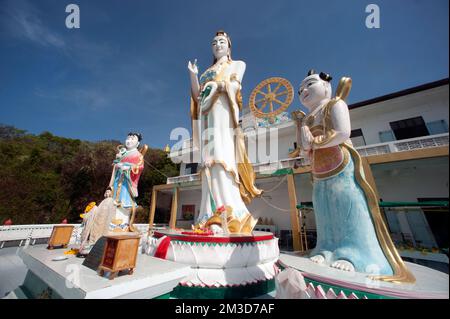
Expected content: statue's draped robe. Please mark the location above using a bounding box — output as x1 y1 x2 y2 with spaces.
79 207 96 249
86 198 115 247
192 61 262 224
306 97 415 283
81 149 145 248
112 149 144 208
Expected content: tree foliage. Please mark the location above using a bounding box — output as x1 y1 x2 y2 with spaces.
0 125 179 224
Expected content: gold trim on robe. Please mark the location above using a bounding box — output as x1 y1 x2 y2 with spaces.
344 143 415 283
191 65 262 205
309 98 415 283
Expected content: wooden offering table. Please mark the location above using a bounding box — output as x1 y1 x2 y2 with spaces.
98 234 140 280
47 225 74 249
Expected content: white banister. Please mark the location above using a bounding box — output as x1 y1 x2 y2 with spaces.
165 133 448 185
0 223 151 248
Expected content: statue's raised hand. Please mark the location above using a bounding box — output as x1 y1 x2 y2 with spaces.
188 59 198 76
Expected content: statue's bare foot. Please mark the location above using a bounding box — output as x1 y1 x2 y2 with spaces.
310 255 325 264
331 260 355 272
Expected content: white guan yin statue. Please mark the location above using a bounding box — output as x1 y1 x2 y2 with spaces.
296 70 414 283
188 30 262 234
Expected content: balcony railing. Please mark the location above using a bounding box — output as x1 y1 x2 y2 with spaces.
166 173 200 185
356 133 448 156
0 223 152 248
166 133 449 185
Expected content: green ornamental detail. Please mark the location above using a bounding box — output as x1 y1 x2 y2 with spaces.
277 263 395 299
171 239 272 247
171 279 275 299
303 277 395 299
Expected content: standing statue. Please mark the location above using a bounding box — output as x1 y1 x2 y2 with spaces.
296 70 414 283
188 31 262 234
105 132 147 232
77 133 147 256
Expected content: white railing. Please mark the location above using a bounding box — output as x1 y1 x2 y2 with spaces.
253 157 308 175
0 224 82 248
167 173 200 185
0 223 152 248
356 144 391 157
356 133 448 156
166 133 448 185
166 157 308 184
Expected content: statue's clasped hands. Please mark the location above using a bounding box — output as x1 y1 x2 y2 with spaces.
199 81 219 111
301 125 314 151
116 162 131 171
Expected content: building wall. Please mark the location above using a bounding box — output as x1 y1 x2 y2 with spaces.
350 85 449 145
371 156 449 248
246 124 297 164
175 188 201 228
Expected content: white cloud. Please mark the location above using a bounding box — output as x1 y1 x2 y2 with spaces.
1 0 113 69
34 86 109 111
2 0 65 48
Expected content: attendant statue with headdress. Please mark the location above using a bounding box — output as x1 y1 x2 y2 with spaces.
187 31 262 234
296 70 414 283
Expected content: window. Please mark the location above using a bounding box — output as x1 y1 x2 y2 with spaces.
379 130 396 143
185 163 198 175
389 116 429 140
426 120 448 135
350 129 366 147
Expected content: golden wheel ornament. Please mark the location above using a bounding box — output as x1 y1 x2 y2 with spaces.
249 77 294 122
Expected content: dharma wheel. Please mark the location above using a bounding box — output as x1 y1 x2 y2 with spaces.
249 77 294 121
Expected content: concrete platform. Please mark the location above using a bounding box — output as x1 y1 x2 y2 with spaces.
0 247 28 297
279 252 449 299
8 245 191 299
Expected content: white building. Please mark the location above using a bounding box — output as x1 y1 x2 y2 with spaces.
150 78 449 265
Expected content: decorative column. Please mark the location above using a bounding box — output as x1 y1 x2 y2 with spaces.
148 188 158 235
169 187 179 229
287 172 301 251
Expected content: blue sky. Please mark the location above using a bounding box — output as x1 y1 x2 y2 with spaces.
0 0 448 148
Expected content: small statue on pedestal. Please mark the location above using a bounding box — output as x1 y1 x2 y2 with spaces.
78 132 147 256
105 132 146 233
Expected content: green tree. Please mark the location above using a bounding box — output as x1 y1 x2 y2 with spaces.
0 125 179 225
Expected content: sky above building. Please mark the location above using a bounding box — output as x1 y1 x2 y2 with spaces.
0 0 448 148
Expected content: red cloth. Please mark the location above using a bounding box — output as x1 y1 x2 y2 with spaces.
120 150 144 197
3 219 12 225
154 235 171 259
